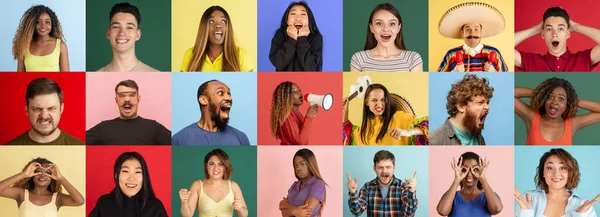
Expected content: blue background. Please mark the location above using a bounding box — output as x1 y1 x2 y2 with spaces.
257 0 343 72
171 73 257 145
429 72 515 145
514 146 600 214
0 0 86 71
343 146 429 217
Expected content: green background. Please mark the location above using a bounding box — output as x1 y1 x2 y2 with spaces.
172 146 257 217
515 73 600 145
343 0 429 71
86 0 171 71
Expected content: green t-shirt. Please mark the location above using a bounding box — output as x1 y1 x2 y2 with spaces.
6 130 84 145
450 123 479 146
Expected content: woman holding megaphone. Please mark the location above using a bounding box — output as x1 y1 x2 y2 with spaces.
342 83 428 145
270 81 319 145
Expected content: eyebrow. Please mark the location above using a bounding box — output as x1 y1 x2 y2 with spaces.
545 161 565 165
121 166 142 169
374 18 398 22
111 21 137 27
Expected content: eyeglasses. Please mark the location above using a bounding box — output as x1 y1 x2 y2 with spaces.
117 92 137 99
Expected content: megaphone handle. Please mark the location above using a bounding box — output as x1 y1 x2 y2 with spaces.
348 91 358 101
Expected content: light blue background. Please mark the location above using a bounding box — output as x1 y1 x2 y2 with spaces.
257 0 343 72
0 0 86 71
514 146 600 213
429 72 515 145
343 146 429 217
171 73 257 145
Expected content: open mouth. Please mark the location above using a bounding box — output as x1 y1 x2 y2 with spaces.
125 184 137 188
38 177 48 182
294 23 303 31
123 105 132 113
551 178 562 182
116 39 129 44
214 31 223 40
381 34 392 41
479 113 487 123
548 106 559 116
552 41 559 48
375 107 383 113
465 177 474 183
37 119 52 128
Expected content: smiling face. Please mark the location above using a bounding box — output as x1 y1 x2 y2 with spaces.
118 158 143 198
461 23 482 48
461 95 489 135
287 5 309 31
115 86 140 119
543 87 567 119
26 93 63 137
369 9 401 46
543 16 570 56
373 159 395 185
208 10 228 46
107 12 140 53
35 13 52 37
460 159 480 188
366 88 385 116
543 155 569 191
32 163 53 187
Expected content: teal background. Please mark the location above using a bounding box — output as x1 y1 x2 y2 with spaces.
514 73 600 145
343 0 429 71
86 0 171 71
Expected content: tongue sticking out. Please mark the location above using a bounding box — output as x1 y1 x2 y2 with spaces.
215 32 223 40
295 24 302 31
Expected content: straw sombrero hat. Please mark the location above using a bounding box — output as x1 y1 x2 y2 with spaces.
438 2 505 39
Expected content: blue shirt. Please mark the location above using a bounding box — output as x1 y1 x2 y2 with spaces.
447 191 499 217
516 190 596 217
172 123 250 146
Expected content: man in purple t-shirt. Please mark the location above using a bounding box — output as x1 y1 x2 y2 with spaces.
515 7 600 72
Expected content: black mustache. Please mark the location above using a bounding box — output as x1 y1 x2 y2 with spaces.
122 102 132 107
466 35 480 39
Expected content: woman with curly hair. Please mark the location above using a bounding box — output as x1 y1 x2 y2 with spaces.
13 5 69 72
270 81 319 145
342 83 428 145
0 157 84 216
515 77 600 145
180 6 253 72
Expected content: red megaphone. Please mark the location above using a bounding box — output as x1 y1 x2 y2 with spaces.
455 51 464 64
488 51 498 65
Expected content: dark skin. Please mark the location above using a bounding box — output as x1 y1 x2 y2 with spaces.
198 81 232 132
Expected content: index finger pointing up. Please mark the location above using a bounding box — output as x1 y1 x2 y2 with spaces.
413 171 417 180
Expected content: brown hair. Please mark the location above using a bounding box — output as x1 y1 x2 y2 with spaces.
363 3 406 51
203 149 233 180
270 81 295 139
535 148 580 192
530 78 578 119
293 148 328 217
186 6 241 72
446 74 494 117
12 157 62 193
13 5 64 61
373 150 395 165
114 79 139 94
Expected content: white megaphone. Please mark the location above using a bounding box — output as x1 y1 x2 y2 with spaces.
348 75 372 101
304 93 333 111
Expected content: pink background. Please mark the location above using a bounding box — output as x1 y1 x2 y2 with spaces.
85 72 171 130
257 72 342 145
428 146 514 217
257 146 343 216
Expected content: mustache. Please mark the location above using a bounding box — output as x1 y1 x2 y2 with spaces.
466 35 480 39
37 117 52 122
122 102 133 107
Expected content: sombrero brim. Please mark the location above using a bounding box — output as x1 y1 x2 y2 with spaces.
439 2 505 39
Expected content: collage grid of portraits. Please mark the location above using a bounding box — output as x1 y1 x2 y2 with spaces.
3 0 600 217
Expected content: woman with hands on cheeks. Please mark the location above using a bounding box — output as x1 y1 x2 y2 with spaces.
436 152 503 217
514 148 599 217
179 149 248 217
0 157 84 217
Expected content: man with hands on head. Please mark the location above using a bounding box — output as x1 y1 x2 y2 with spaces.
347 150 418 217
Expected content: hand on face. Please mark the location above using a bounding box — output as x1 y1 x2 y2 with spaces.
298 25 310 37
513 187 532 210
24 162 43 178
577 194 600 213
404 171 417 193
471 157 489 180
286 26 298 40
346 172 358 194
46 164 62 181
452 157 468 181
179 188 190 202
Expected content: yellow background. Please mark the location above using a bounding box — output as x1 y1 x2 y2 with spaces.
428 0 514 71
171 0 258 72
0 146 85 217
343 73 429 126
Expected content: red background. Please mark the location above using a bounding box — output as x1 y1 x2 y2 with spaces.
515 0 600 71
257 72 342 145
85 146 172 216
0 72 86 144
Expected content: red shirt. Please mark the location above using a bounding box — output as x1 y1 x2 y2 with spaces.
518 48 599 72
279 109 313 145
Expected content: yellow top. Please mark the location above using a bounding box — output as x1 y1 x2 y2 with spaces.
24 39 61 72
19 190 58 217
198 180 234 217
352 111 420 145
180 47 253 72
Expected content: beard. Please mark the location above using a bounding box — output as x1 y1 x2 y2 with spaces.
209 102 229 130
463 109 483 136
32 117 58 136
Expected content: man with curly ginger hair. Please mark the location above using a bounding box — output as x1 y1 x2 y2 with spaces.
430 74 494 145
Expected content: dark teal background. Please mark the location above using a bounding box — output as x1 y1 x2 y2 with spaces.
515 73 600 145
86 0 171 71
343 0 429 71
172 146 257 217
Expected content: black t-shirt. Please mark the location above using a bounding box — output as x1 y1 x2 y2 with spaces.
86 116 171 145
89 191 168 217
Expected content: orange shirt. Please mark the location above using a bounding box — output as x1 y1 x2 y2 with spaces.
526 112 572 145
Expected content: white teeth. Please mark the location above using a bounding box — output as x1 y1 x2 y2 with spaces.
116 39 128 43
126 184 136 188
39 121 50 124
214 31 223 35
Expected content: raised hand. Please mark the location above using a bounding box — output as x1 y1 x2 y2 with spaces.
472 157 489 180
23 162 42 178
389 128 410 140
576 194 600 213
453 63 465 72
179 188 190 202
298 25 310 37
404 171 417 193
347 172 358 194
286 26 298 40
483 62 495 72
514 187 532 210
306 104 318 118
46 164 63 181
452 157 468 181
232 198 244 211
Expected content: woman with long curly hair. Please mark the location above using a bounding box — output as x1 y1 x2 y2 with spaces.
270 81 319 145
13 5 69 72
0 157 84 216
180 6 253 72
515 77 600 145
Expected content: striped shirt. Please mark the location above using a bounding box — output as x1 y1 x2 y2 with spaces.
437 45 508 72
350 50 423 72
348 176 418 217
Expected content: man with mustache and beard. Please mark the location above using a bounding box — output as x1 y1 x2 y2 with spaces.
347 150 418 216
86 79 171 145
172 80 250 146
430 74 494 145
437 2 509 72
515 7 600 72
7 78 83 145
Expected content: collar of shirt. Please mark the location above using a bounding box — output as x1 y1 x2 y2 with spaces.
463 43 484 57
545 48 573 71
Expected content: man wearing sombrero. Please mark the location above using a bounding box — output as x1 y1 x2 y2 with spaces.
515 7 600 72
437 2 509 72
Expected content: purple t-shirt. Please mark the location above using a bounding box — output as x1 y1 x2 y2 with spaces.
286 176 326 217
